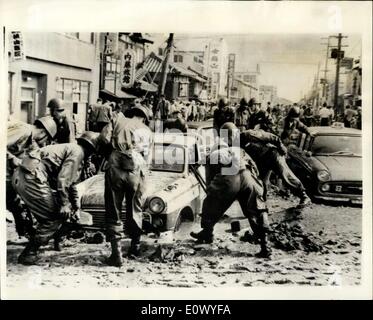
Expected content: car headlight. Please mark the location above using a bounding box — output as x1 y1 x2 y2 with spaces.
320 183 330 192
317 170 330 182
148 197 166 214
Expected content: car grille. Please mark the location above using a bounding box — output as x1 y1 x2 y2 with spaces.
84 207 127 230
328 182 362 195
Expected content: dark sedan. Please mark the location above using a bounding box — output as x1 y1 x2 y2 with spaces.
286 124 362 205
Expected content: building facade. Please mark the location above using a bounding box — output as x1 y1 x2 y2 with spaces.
8 32 100 132
259 85 278 107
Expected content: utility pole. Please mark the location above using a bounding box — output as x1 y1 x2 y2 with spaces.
315 62 320 107
330 33 348 117
158 33 174 97
320 36 331 104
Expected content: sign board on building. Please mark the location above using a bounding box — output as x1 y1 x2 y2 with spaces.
341 57 353 69
104 33 119 56
10 31 25 61
228 53 235 77
121 50 136 88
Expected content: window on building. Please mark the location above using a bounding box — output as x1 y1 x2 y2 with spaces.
174 55 183 63
56 78 90 103
158 48 164 56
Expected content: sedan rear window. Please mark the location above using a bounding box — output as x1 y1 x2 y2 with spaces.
311 135 362 156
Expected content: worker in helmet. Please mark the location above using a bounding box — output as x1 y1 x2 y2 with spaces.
239 126 311 208
7 116 57 238
190 122 271 258
213 98 235 134
98 105 153 267
47 98 76 143
12 131 99 265
281 105 313 145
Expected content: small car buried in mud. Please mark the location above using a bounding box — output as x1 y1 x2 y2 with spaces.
76 133 206 235
286 123 362 205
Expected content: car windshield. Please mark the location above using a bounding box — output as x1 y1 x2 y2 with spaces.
150 143 185 173
311 135 362 156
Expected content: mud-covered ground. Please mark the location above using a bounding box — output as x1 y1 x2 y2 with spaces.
6 193 361 288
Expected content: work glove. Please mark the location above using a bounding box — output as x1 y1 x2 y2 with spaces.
59 205 72 221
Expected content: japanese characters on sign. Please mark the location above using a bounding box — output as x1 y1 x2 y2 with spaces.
121 49 136 88
228 53 236 77
10 31 25 61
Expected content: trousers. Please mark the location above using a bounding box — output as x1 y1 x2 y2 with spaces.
104 152 147 242
12 167 63 245
201 169 269 236
255 149 306 197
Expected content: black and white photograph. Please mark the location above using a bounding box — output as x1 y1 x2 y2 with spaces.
0 0 371 300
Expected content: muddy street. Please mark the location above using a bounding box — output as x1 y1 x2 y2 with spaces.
6 193 361 288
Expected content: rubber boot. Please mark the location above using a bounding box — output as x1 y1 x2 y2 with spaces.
190 228 214 244
255 233 272 259
297 191 311 208
127 237 141 259
18 240 40 265
105 240 123 267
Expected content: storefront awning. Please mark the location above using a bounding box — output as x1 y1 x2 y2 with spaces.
136 52 207 83
137 80 158 92
100 89 136 100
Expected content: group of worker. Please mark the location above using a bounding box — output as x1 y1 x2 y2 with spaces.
7 94 314 266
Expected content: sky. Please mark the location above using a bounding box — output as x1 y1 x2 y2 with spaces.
170 33 362 102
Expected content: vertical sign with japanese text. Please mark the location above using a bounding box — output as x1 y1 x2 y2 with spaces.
10 31 25 61
121 49 136 88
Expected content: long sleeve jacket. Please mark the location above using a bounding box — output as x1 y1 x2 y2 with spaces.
240 129 286 161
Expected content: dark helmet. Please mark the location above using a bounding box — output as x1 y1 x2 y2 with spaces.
124 105 150 124
288 106 300 118
239 98 248 108
248 97 257 107
218 98 228 109
47 98 64 111
77 131 100 153
34 116 57 139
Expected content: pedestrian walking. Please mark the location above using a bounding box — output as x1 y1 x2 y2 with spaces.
318 103 333 126
12 132 99 265
96 101 113 132
98 106 153 267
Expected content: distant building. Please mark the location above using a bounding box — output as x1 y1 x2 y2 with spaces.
234 65 261 101
99 32 155 101
8 32 100 132
259 85 278 107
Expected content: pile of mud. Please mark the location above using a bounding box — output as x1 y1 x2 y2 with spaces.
241 221 325 253
268 222 325 253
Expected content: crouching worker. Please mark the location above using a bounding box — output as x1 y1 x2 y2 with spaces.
190 122 272 258
7 116 57 238
12 131 99 265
